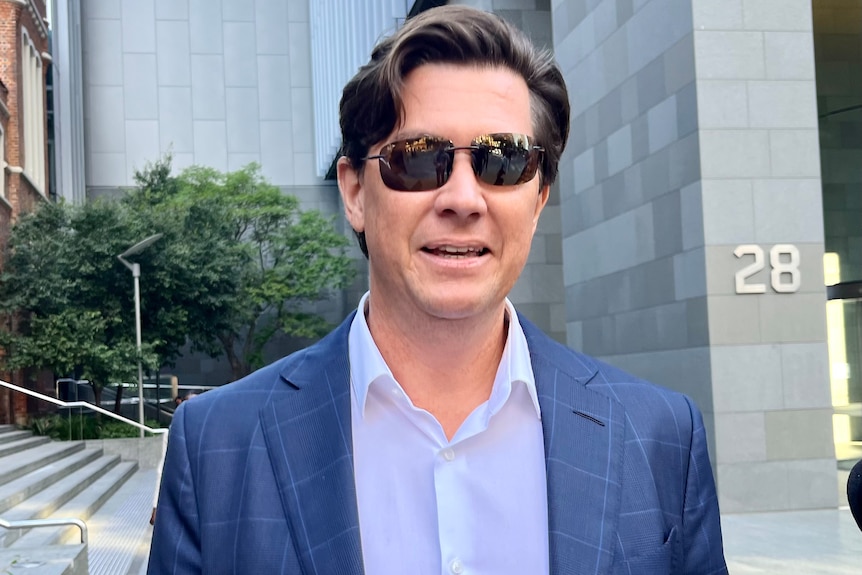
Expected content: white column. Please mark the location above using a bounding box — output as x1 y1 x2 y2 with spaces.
309 0 416 178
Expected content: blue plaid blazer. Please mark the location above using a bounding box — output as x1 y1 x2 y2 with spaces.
148 313 727 574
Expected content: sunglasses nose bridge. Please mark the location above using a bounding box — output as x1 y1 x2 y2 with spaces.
446 145 481 178
433 149 488 214
448 145 479 158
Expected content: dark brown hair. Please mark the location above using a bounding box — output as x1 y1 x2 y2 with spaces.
339 5 571 255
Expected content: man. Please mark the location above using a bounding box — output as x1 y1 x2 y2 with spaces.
149 6 727 574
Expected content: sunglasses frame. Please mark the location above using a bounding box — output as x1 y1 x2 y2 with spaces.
362 133 544 192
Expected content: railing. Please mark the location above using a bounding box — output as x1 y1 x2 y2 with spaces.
0 517 88 545
0 378 167 436
0 378 163 549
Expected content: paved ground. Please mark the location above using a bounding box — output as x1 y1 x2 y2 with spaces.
111 469 862 574
724 508 861 574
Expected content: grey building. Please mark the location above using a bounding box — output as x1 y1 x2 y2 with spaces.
50 0 861 513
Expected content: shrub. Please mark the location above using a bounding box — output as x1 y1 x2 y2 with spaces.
27 413 161 440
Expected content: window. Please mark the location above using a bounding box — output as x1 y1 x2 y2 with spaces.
21 31 45 193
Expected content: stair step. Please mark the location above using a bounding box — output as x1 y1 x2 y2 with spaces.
84 469 156 575
10 461 138 549
0 543 88 575
0 455 121 547
0 448 103 515
0 436 51 459
0 425 18 433
0 429 33 445
0 442 85 486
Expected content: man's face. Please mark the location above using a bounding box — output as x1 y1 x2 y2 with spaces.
338 63 548 325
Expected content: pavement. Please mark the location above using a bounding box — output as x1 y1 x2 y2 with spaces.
107 469 862 574
723 507 861 574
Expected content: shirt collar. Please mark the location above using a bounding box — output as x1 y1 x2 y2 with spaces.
348 292 391 416
347 292 541 420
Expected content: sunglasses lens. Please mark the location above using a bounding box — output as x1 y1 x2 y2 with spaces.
473 133 540 186
378 137 451 191
371 133 541 191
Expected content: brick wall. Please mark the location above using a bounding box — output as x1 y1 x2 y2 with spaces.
1 77 10 244
0 0 51 425
0 5 13 425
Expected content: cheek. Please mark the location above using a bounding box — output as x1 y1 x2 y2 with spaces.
365 197 413 253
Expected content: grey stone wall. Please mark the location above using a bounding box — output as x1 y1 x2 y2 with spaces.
87 436 165 469
554 0 710 412
553 0 836 512
693 0 835 513
81 0 319 188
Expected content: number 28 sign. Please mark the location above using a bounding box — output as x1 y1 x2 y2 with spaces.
734 244 800 294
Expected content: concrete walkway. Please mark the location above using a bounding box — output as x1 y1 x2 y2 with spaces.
723 508 861 574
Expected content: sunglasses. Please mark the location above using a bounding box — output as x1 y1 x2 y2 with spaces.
362 133 544 192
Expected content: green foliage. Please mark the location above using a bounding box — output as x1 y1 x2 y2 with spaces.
0 155 354 386
2 309 152 387
0 199 161 400
100 418 162 439
26 414 162 440
126 158 355 378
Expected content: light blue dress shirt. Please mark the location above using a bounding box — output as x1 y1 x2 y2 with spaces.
349 292 550 575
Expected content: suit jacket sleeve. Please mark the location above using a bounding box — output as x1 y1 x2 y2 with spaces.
680 396 727 574
148 405 203 574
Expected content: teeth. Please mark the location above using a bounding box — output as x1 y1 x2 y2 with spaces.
431 245 485 257
439 246 475 254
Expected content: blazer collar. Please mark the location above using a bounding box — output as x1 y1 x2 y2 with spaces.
261 313 625 575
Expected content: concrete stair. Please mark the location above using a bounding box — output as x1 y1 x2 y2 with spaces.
0 424 141 575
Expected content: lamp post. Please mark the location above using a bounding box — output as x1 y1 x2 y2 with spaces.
117 233 163 438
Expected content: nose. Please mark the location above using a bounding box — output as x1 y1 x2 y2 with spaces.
433 149 487 220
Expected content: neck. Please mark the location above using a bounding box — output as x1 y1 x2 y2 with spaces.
365 296 509 439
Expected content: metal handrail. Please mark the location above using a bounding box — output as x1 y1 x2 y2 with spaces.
0 379 167 436
0 516 88 545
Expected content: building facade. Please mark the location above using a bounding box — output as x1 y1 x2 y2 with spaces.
0 0 52 424
51 0 860 513
552 0 840 514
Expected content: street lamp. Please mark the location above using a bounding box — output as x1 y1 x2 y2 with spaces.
117 233 163 438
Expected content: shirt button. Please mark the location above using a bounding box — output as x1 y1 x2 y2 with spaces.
450 559 464 574
442 448 455 462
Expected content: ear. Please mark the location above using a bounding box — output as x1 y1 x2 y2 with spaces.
337 157 365 233
533 183 550 228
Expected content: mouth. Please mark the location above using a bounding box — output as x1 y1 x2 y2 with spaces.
422 245 490 259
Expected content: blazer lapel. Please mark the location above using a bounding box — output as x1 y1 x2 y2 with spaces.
259 315 364 575
524 320 625 575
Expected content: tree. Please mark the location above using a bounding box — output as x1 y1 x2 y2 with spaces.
157 162 355 379
0 200 160 407
0 157 354 402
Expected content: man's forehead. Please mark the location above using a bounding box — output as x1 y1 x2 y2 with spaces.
387 63 534 136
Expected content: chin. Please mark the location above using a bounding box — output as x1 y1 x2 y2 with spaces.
419 291 500 321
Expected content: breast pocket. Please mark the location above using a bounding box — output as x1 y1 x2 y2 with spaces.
612 525 679 575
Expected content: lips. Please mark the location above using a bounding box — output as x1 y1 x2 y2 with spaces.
423 244 489 258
